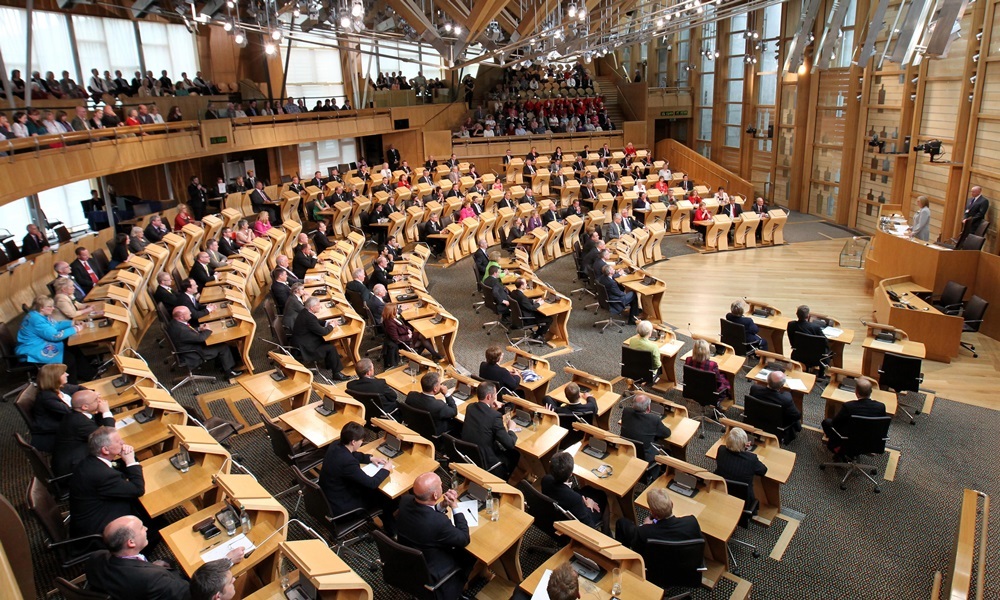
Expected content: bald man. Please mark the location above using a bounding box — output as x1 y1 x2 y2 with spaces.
53 260 87 301
396 472 474 599
52 389 114 477
191 251 215 292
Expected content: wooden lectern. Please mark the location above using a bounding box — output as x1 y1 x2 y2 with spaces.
139 424 231 518
733 212 759 248
704 215 733 251
762 209 788 245
246 540 373 599
671 200 693 233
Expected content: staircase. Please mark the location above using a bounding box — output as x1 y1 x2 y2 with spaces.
595 76 627 128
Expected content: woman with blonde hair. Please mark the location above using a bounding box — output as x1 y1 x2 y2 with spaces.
714 426 767 509
253 211 273 237
52 278 96 322
683 338 731 400
16 296 84 379
174 203 195 229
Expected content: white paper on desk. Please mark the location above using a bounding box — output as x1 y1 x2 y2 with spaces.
453 397 466 408
449 500 480 528
305 274 323 281
822 326 843 338
200 533 256 563
754 368 772 382
530 570 553 600
362 463 382 477
786 378 808 392
115 417 135 429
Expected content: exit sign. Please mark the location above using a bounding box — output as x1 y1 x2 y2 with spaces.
210 136 228 144
659 110 690 117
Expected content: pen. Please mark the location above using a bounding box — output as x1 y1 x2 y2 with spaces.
464 509 478 522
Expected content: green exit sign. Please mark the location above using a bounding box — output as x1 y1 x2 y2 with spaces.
659 110 690 117
210 136 228 144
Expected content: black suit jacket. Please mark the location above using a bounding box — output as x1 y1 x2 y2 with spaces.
166 319 215 368
346 280 372 303
632 515 702 553
620 407 671 463
271 281 292 313
541 210 558 225
175 293 209 325
68 455 146 537
404 391 457 435
190 262 214 291
787 319 829 353
154 286 178 310
366 265 392 290
541 475 601 528
292 249 317 280
510 289 542 319
86 551 191 600
249 189 272 212
748 383 801 430
461 401 517 469
53 411 115 477
482 276 510 310
31 386 83 453
22 232 47 255
292 310 334 361
282 295 304 332
347 376 399 415
395 495 470 583
145 223 169 243
70 258 105 293
831 398 887 432
964 195 989 225
472 249 489 276
479 362 520 393
715 447 767 508
314 231 334 252
318 444 390 517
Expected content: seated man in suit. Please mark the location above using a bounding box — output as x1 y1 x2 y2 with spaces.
540 203 559 226
366 255 394 290
190 558 238 600
510 278 552 339
347 358 399 417
367 284 388 326
167 306 242 379
292 297 350 381
88 515 243 600
620 394 671 464
153 272 179 310
346 268 371 303
396 472 474 600
581 240 605 278
725 299 767 350
461 381 520 479
175 277 217 326
313 221 334 253
479 345 521 393
292 234 318 280
249 181 281 225
205 239 228 270
404 371 459 436
22 223 49 255
52 389 115 477
482 265 511 317
546 563 581 600
274 255 301 284
472 239 490 278
70 247 105 295
270 268 292 313
68 427 148 539
421 213 446 255
615 488 702 553
605 213 625 240
548 382 598 421
281 282 307 332
53 261 87 302
748 370 802 442
319 421 396 534
821 377 886 456
191 252 216 292
598 264 639 324
217 227 237 256
787 304 830 363
541 451 607 530
144 215 170 243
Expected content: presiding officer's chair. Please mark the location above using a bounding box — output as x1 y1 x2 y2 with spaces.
819 414 892 493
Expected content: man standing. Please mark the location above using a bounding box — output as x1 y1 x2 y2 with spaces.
958 185 989 247
386 144 401 171
68 427 147 538
461 382 520 479
188 176 208 220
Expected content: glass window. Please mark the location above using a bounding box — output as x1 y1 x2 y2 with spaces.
699 74 715 105
725 104 742 125
0 8 74 78
73 15 141 76
758 75 777 105
38 180 91 229
282 40 346 104
698 108 713 139
138 22 199 79
727 80 744 102
298 139 359 177
724 126 742 147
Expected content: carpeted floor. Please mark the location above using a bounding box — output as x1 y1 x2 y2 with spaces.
3 212 997 599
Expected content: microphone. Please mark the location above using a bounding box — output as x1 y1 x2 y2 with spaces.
565 360 577 370
243 518 326 559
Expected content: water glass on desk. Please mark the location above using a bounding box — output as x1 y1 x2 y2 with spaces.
611 567 622 597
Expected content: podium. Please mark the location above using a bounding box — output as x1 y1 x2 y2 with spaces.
494 206 515 243
459 175 475 194
562 214 584 253
733 212 759 248
505 158 524 184
762 209 787 245
670 200 693 233
703 215 733 251
280 191 300 224
118 386 188 454
561 179 579 205
435 222 465 265
201 214 223 246
139 424 231 518
486 189 504 211
459 217 479 255
203 303 256 374
544 219 565 261
476 210 497 247
533 168 550 196
593 176 608 195
361 418 438 498
246 540 373 599
330 201 352 238
593 192 615 214
422 200 443 222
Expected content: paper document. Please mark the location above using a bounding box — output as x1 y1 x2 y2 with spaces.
362 463 382 477
453 397 466 408
754 368 772 382
786 378 808 392
822 326 844 338
115 417 135 429
450 500 481 527
200 533 256 563
530 570 553 600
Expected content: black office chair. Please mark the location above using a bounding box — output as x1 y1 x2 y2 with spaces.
877 352 924 424
570 248 597 300
958 234 986 251
55 226 74 245
593 284 626 334
722 479 761 571
621 434 665 484
789 331 833 376
261 419 325 506
507 301 546 349
681 364 725 438
290 466 379 569
515 480 567 556
973 220 990 237
930 280 967 314
480 284 509 336
643 539 707 599
441 433 503 474
160 322 218 392
743 394 794 445
362 304 385 360
14 433 71 500
552 408 593 450
396 401 440 441
0 322 40 400
372 530 463 600
26 478 103 568
345 388 398 428
720 318 760 357
819 414 892 493
620 346 658 387
54 576 110 600
958 295 989 358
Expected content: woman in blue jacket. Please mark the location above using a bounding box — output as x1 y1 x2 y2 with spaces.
17 296 83 379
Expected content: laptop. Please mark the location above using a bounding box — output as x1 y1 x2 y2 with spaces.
642 275 656 286
314 395 336 416
460 481 489 510
513 409 532 428
667 470 700 498
377 434 403 458
451 381 472 401
582 438 609 460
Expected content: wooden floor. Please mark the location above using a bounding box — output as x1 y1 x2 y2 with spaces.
646 239 1000 411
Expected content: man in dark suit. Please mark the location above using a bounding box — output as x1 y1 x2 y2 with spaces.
345 358 398 416
313 221 334 253
678 175 694 192
144 215 170 243
615 488 701 553
479 345 521 393
722 195 743 219
70 247 105 295
319 421 395 533
367 285 387 326
293 298 350 381
582 240 605 278
270 268 292 313
191 252 215 292
462 382 519 479
425 156 439 171
346 268 371 303
787 304 830 368
88 515 227 600
175 278 216 325
366 256 393 290
598 264 639 324
404 371 459 436
386 145 401 171
620 394 671 464
53 261 87 302
522 159 537 188
510 278 551 339
421 214 446 255
540 203 559 226
292 236 317 280
958 185 990 246
396 472 473 599
281 283 307 332
187 176 208 220
52 390 115 477
167 306 240 378
748 370 802 442
152 273 178 310
22 223 48 255
472 240 490 278
249 181 281 225
68 427 146 539
541 452 606 529
821 377 886 455
274 254 301 284
483 265 510 316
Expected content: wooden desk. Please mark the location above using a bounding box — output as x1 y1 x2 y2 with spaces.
821 367 898 420
499 345 555 403
493 394 568 481
746 350 817 416
239 352 313 415
450 463 533 583
732 212 759 248
535 291 573 348
203 304 256 373
618 271 666 323
140 425 230 518
245 540 373 600
68 303 128 350
408 312 459 366
670 200 693 233
635 456 742 586
864 228 981 294
761 209 787 245
860 323 926 380
546 368 621 430
360 418 438 499
746 300 791 355
89 355 159 411
277 383 366 448
118 386 188 454
565 423 646 525
623 325 685 393
873 277 963 362
805 313 856 368
705 418 795 525
636 392 700 461
518 520 662 598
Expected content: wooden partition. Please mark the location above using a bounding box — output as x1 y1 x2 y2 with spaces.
655 139 755 201
451 130 625 176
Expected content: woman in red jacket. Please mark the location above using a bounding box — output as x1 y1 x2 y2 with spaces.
380 302 442 362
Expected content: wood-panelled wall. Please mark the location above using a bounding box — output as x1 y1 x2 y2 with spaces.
656 139 754 201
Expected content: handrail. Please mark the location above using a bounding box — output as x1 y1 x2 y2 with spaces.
939 489 989 600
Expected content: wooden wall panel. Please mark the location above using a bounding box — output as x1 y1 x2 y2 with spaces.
422 131 453 162
974 252 1000 338
657 139 754 200
919 83 963 140
382 131 423 167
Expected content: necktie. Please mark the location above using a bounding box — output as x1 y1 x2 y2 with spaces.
83 261 98 283
70 278 85 300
